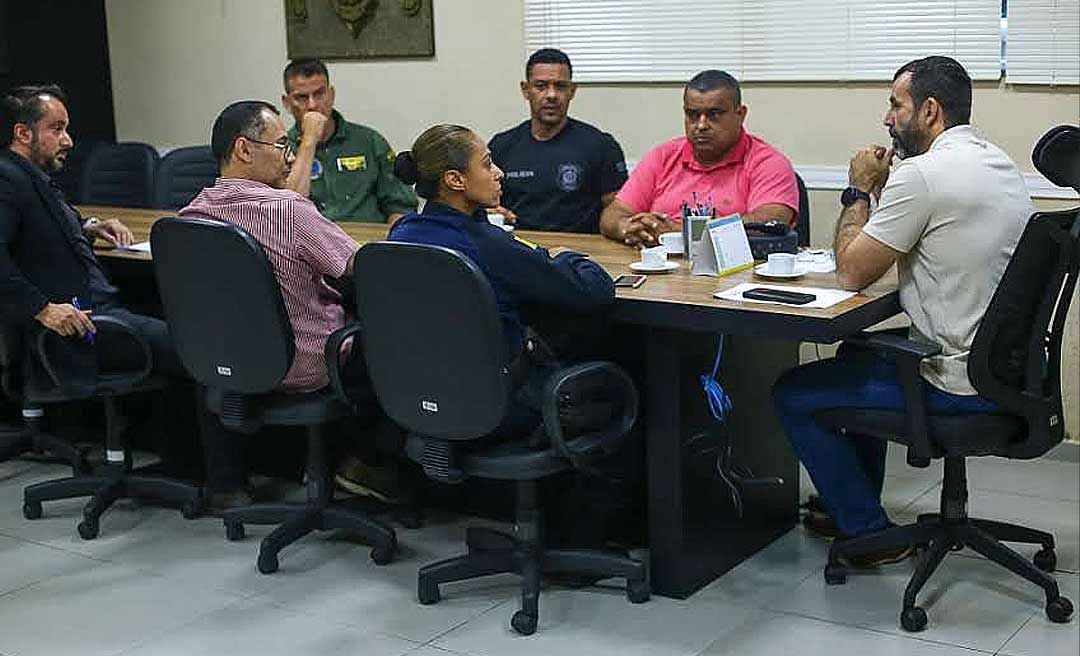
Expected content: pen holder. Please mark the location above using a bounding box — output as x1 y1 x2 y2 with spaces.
682 214 710 264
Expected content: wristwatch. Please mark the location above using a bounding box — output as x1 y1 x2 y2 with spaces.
83 216 100 230
840 187 871 208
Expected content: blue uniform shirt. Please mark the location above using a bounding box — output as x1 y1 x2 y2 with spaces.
387 201 614 356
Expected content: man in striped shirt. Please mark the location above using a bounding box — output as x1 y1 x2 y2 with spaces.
180 101 365 507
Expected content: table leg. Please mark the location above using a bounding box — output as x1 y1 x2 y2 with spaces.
645 329 800 598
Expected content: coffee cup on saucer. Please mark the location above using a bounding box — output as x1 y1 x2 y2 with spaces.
767 253 796 275
659 231 684 257
640 245 668 267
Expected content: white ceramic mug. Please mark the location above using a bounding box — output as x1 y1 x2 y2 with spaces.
767 252 796 275
640 245 668 267
658 231 684 256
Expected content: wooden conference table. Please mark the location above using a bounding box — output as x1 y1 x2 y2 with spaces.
83 204 902 599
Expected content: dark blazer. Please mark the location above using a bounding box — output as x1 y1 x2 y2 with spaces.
0 149 94 325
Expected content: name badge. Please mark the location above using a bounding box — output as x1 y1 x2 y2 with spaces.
337 155 367 172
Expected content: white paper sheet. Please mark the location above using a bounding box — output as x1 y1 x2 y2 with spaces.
714 282 856 309
115 241 152 254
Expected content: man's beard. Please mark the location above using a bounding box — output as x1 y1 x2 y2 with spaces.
30 133 67 172
890 123 922 160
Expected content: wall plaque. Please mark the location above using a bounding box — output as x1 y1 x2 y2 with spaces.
285 0 434 60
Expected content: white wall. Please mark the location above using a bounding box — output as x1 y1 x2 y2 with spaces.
105 0 1080 439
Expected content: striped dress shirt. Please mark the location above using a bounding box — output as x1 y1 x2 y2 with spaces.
180 178 358 392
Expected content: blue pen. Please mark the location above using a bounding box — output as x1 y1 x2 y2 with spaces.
71 297 95 345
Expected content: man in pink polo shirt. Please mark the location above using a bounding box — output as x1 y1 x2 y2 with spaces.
600 70 799 247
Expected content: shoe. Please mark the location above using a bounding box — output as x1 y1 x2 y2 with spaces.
207 489 253 515
334 456 408 505
842 544 915 569
803 510 845 540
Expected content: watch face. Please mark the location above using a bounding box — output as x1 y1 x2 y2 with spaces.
841 187 868 207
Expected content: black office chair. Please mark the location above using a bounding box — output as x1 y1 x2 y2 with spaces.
49 138 105 205
150 216 396 574
152 146 219 210
815 124 1080 632
0 326 90 469
346 241 648 636
795 172 810 247
79 142 159 208
1 319 202 539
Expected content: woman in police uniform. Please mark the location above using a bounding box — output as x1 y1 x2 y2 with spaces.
390 124 614 434
390 124 613 360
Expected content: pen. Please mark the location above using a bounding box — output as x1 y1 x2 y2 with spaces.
71 297 95 345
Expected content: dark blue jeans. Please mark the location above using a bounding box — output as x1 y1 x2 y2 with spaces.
772 345 996 537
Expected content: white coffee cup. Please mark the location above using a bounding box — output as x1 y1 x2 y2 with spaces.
486 212 505 227
641 245 668 267
658 231 684 256
767 252 796 275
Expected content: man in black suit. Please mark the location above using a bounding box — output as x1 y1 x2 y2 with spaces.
0 85 189 461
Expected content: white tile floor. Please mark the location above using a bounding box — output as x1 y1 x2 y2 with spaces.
0 445 1076 656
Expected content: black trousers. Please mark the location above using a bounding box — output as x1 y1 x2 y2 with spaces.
97 306 202 478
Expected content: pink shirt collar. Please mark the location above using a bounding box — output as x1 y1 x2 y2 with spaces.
680 129 751 172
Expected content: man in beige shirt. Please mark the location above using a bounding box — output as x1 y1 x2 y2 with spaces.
772 56 1032 564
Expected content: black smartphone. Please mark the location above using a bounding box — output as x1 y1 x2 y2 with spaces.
742 287 816 305
613 274 646 289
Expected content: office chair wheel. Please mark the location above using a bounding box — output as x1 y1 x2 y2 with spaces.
224 520 245 541
418 580 440 605
824 563 847 585
1034 548 1057 572
900 606 928 632
627 579 650 604
22 501 42 520
511 610 538 636
1046 596 1073 623
77 518 99 540
370 545 394 566
257 550 279 574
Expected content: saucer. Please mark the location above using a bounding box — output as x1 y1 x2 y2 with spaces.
754 262 809 279
630 261 679 273
501 224 514 232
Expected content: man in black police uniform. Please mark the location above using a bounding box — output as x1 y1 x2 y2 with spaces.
489 49 628 233
0 85 194 468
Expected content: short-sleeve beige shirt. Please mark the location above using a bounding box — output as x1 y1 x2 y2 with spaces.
862 125 1034 395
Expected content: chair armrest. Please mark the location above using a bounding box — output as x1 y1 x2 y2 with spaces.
324 323 362 406
843 330 942 467
843 330 942 360
35 314 154 391
539 361 639 469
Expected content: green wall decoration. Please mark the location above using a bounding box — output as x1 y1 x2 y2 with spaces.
285 0 434 60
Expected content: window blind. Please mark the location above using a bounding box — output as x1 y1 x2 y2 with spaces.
1007 0 1080 85
524 0 1004 82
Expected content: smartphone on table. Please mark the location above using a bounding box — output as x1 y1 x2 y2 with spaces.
741 287 815 305
613 274 646 289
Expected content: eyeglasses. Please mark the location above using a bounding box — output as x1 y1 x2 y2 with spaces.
244 137 295 159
